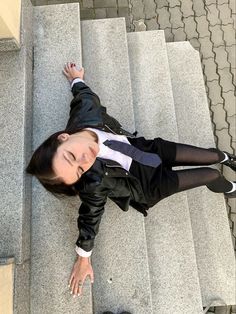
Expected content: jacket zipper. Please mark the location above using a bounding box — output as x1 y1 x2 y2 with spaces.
104 124 117 135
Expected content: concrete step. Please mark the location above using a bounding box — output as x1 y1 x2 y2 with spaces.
127 30 203 314
167 41 236 306
81 18 153 313
31 4 93 314
0 0 33 313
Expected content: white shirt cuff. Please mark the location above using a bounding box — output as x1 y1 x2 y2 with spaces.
75 245 92 257
71 78 85 89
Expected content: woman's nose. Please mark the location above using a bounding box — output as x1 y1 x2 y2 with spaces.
79 153 89 163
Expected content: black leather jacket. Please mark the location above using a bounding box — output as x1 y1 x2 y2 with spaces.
65 81 149 252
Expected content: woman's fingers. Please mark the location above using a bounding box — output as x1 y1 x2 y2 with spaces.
89 270 94 284
77 279 84 296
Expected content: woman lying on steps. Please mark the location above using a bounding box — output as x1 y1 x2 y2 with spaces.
26 63 236 298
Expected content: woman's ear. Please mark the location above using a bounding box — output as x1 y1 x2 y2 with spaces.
57 133 70 142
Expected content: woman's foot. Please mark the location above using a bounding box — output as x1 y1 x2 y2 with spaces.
224 181 236 198
222 152 236 171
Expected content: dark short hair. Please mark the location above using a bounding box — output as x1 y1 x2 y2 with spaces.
26 130 77 197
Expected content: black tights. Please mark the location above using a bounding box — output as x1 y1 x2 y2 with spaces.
172 143 233 193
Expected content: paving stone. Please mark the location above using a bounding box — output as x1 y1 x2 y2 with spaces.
229 0 236 14
106 7 118 17
214 45 231 69
222 24 236 46
205 0 217 4
172 27 187 41
207 80 224 105
192 0 206 16
233 13 236 29
218 3 234 24
196 15 211 38
133 19 146 31
156 0 169 9
157 7 171 28
210 24 225 47
217 0 228 4
169 6 184 28
199 36 214 58
227 114 236 141
202 57 219 81
164 27 174 42
34 0 48 4
226 45 236 68
143 0 157 19
206 3 221 26
47 0 79 3
189 37 201 49
81 8 95 19
82 0 93 8
230 215 236 238
131 0 145 19
95 8 106 18
181 0 194 17
94 0 117 8
223 90 236 116
145 18 159 30
168 0 181 7
211 104 228 129
232 68 236 86
118 0 129 7
183 16 198 39
118 7 130 26
216 128 232 152
218 67 235 92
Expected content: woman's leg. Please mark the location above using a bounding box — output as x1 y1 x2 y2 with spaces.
175 167 233 193
173 143 225 166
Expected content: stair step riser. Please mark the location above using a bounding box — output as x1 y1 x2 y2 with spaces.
127 31 203 314
81 18 153 314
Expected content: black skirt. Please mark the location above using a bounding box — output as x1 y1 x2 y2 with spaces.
128 136 179 207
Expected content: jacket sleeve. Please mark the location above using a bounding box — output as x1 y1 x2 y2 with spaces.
66 81 106 129
76 189 108 252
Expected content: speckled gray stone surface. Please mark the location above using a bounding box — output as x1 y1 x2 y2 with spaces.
81 18 152 313
81 18 136 134
127 30 177 141
0 1 33 314
167 42 236 306
0 38 20 51
31 4 92 313
0 0 33 264
127 30 203 313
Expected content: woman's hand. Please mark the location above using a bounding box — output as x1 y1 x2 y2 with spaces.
68 256 94 297
63 62 85 82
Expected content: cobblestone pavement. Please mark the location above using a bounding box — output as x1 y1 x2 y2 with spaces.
32 0 235 312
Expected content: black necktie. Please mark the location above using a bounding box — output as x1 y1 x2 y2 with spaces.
103 140 162 167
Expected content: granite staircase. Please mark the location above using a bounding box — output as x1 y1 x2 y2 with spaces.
0 2 235 314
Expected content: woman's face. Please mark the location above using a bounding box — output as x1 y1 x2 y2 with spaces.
52 133 99 185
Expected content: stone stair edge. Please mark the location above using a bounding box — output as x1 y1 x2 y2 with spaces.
126 30 203 313
31 3 93 314
81 17 153 313
166 42 236 306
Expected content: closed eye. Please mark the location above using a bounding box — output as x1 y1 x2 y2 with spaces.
69 152 76 160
